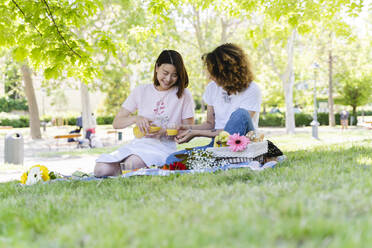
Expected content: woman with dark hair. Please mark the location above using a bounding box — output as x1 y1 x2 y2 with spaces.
95 50 194 177
166 43 262 164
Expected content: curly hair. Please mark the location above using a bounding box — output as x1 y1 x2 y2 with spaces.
202 43 254 95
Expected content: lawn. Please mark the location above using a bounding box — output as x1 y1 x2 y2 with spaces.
1 129 372 247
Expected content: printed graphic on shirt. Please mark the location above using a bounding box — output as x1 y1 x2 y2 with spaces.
153 97 169 128
222 91 232 103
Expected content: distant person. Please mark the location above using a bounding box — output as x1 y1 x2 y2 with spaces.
86 113 97 140
76 115 83 131
340 109 349 130
68 115 83 142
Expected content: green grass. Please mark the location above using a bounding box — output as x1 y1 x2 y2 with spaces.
1 130 372 247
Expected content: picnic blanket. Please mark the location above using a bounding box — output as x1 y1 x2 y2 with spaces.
52 160 279 183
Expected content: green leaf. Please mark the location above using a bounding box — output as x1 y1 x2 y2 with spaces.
13 47 28 62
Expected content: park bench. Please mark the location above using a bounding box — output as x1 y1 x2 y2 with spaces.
0 126 13 129
365 121 372 129
104 130 123 145
54 133 82 150
357 116 372 129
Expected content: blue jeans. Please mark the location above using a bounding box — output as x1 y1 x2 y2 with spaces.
165 108 255 165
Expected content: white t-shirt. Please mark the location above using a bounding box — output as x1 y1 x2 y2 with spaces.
96 84 195 166
123 84 195 128
202 81 261 129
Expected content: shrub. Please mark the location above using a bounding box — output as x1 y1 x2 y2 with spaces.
96 116 114 125
295 113 312 127
0 116 29 127
0 97 28 112
317 113 329 126
66 117 77 126
259 113 284 127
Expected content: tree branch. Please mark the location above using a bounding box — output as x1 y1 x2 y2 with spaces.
11 0 43 37
263 38 282 79
41 0 82 58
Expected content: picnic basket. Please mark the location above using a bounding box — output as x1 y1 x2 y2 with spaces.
206 140 268 164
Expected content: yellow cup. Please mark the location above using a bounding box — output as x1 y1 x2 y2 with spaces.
166 129 178 136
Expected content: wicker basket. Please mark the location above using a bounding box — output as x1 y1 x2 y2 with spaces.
206 140 268 159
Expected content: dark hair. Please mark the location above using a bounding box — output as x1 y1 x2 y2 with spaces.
153 50 189 98
202 43 254 95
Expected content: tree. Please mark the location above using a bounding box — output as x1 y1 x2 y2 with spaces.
20 64 41 139
151 0 252 111
237 0 364 133
336 73 372 121
3 59 24 100
0 0 116 139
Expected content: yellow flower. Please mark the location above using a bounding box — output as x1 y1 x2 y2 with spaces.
20 172 28 184
30 165 50 181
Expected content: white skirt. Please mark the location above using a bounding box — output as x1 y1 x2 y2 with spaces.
96 137 176 167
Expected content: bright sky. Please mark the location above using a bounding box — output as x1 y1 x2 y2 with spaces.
344 0 371 37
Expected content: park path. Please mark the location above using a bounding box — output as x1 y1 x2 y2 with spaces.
0 125 132 183
0 126 352 183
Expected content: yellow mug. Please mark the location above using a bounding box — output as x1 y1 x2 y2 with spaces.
166 129 178 136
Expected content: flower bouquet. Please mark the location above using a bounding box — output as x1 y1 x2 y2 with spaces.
163 150 226 171
20 165 57 186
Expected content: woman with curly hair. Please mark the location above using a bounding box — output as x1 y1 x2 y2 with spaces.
166 43 262 164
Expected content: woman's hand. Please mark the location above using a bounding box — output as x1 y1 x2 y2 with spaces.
135 116 152 133
178 124 191 131
175 129 195 144
144 128 166 139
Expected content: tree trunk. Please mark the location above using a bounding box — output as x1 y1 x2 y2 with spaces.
328 34 335 127
220 18 228 43
80 82 94 136
21 64 41 139
283 72 295 133
282 29 297 134
352 105 357 125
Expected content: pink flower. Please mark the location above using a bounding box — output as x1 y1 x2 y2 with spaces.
227 133 250 152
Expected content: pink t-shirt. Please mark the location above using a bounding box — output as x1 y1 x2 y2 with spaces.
122 84 194 127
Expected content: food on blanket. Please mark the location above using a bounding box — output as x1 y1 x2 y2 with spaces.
246 131 255 140
246 131 264 142
133 126 161 138
166 129 178 136
213 131 230 147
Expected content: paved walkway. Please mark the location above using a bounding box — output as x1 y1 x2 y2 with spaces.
0 126 362 183
0 125 132 183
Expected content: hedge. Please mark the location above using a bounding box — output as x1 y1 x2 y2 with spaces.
0 113 364 128
259 113 348 127
0 115 114 128
0 116 29 128
0 97 28 112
